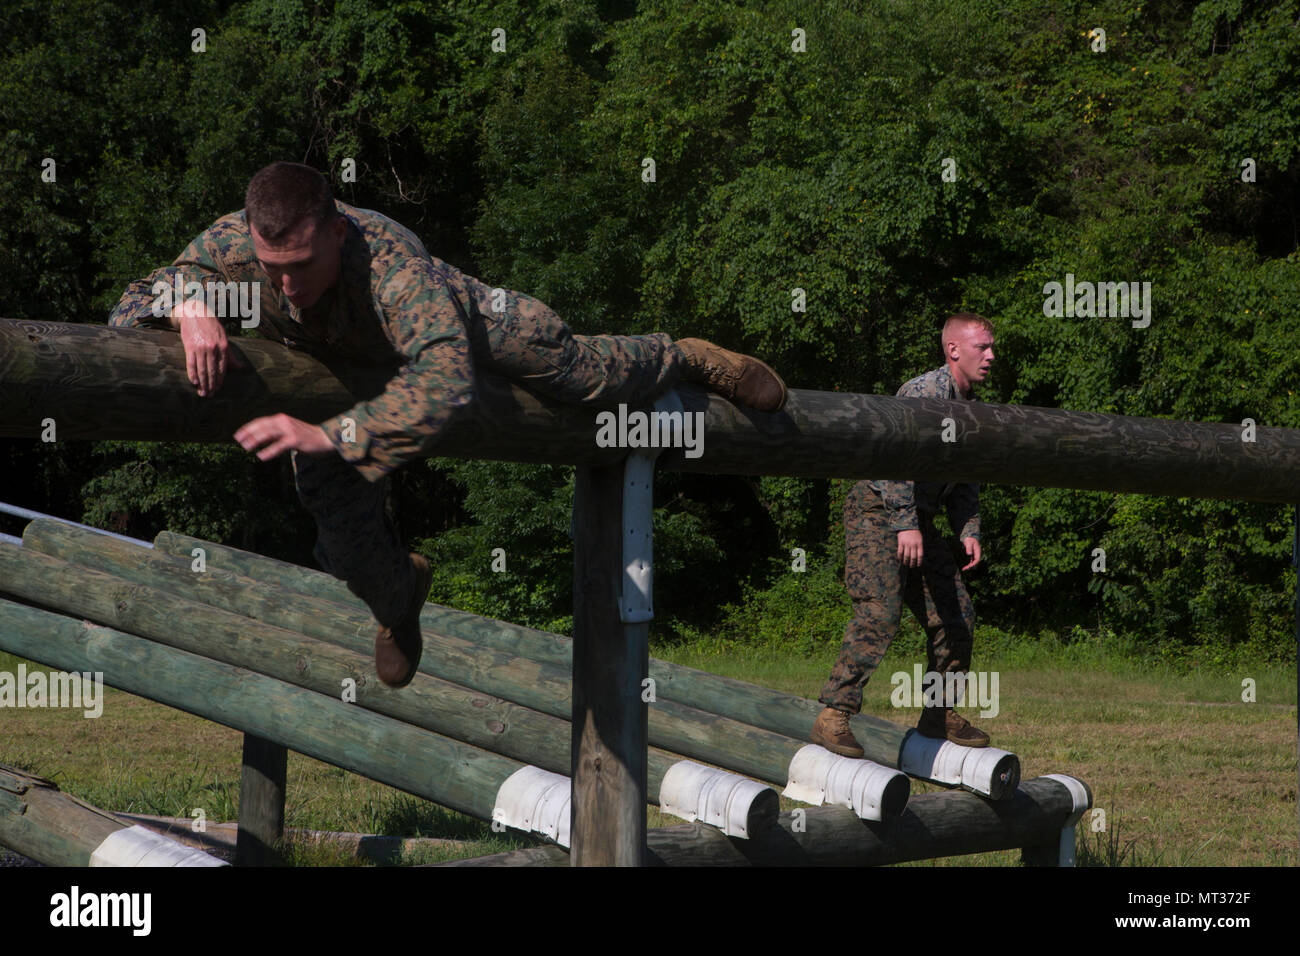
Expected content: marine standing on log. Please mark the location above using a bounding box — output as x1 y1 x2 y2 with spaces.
810 313 996 755
108 161 787 688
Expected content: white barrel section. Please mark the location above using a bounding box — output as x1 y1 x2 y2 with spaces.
898 730 1020 797
659 760 775 839
89 824 228 867
494 765 572 848
782 744 909 821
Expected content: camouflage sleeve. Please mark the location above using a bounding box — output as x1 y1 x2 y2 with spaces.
877 373 938 532
320 257 475 482
878 480 919 532
948 482 980 541
106 232 233 330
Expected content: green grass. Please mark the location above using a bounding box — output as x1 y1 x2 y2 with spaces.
652 625 1298 866
2 625 1295 866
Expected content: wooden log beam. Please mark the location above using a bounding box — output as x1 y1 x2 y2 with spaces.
0 537 773 827
0 763 227 867
143 527 1000 794
22 520 915 807
1 319 1296 501
0 598 530 827
434 775 1090 867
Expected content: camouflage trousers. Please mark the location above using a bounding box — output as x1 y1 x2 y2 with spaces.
294 319 683 623
819 481 976 715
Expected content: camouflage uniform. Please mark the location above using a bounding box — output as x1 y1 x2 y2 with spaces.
108 202 683 620
819 365 979 715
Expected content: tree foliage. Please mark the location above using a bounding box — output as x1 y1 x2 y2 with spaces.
1 0 1296 654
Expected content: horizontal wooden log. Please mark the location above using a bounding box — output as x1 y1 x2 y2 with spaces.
2 319 1297 501
21 521 911 810
436 775 1090 866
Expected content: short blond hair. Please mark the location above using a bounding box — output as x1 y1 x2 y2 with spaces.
942 312 994 341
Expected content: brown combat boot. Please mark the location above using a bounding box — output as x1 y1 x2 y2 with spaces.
917 707 990 748
374 553 433 689
810 706 865 758
674 338 788 412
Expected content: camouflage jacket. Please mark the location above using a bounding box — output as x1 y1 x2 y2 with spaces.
108 201 541 482
866 365 980 541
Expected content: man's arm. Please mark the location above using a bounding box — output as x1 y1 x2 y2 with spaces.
315 256 476 482
879 373 934 566
108 226 243 396
948 482 982 569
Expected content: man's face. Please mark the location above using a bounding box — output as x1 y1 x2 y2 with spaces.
947 322 995 389
251 214 346 310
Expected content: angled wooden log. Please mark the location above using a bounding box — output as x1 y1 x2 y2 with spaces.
0 538 782 832
0 598 531 827
0 763 227 867
19 521 911 810
2 318 1298 500
145 527 1005 796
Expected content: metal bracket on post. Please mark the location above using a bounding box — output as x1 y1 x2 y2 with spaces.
1041 774 1092 866
619 390 683 624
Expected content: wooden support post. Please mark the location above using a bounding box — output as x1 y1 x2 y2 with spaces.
236 734 287 866
571 463 647 866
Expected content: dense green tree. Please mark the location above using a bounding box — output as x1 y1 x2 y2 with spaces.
1 0 1295 653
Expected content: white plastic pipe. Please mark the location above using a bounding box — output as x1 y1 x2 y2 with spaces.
1042 773 1091 866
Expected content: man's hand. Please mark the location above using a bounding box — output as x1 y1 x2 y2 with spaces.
174 298 243 397
897 529 923 567
235 414 335 462
962 537 982 571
